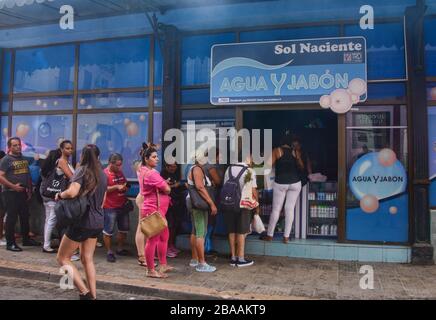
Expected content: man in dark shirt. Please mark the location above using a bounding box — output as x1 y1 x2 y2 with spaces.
0 137 40 251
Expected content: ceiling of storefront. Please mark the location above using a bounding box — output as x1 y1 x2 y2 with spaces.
0 0 268 29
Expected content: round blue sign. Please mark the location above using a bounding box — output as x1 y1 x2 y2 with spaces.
349 151 407 201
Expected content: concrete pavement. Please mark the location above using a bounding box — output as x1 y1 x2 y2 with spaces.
1 242 436 300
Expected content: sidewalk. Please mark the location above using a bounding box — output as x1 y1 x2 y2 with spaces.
1 242 436 300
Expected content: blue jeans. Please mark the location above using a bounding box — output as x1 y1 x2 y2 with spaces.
103 208 130 236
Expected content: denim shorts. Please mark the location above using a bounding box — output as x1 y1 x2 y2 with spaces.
103 208 130 236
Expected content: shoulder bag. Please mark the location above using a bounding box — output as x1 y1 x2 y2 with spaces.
187 165 215 211
54 193 90 229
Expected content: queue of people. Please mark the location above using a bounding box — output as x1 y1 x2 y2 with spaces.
0 132 308 299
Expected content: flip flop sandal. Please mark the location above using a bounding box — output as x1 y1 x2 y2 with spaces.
138 256 147 267
159 265 175 273
146 270 168 278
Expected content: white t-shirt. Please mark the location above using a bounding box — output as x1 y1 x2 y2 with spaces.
223 163 257 191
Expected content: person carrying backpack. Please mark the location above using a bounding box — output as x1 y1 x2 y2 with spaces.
221 152 258 267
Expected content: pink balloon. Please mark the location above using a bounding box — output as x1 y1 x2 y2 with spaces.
431 87 436 101
378 148 397 167
319 95 331 109
126 122 139 137
16 123 29 139
389 207 398 215
360 195 379 214
348 78 367 96
330 89 353 114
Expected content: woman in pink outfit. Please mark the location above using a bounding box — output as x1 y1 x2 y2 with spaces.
139 143 173 278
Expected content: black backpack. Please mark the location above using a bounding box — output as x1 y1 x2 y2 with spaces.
40 169 68 199
219 165 247 213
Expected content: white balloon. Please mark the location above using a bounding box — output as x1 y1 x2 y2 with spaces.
348 78 367 96
330 89 353 114
319 95 331 109
351 94 360 104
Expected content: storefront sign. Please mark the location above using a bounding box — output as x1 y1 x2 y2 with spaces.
347 148 408 242
349 149 407 213
210 37 367 105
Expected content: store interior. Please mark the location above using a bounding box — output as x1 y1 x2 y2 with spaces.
243 109 339 238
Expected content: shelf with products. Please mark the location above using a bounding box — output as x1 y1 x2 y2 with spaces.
306 181 338 238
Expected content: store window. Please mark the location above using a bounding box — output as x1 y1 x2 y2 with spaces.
367 83 406 100
2 50 11 95
79 37 150 90
153 112 162 145
154 40 163 87
425 18 436 77
77 92 148 110
181 88 210 105
1 116 7 152
77 113 148 179
346 105 408 242
181 33 236 86
154 90 162 108
239 25 340 42
14 45 75 93
1 98 8 113
345 23 406 80
13 95 73 112
11 115 73 157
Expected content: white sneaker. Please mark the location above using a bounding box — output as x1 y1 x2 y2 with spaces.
96 242 103 248
0 238 6 246
189 259 199 267
71 254 80 262
195 263 216 273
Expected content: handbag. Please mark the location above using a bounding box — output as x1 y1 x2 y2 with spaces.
187 165 215 211
41 167 68 199
139 173 167 238
55 194 90 229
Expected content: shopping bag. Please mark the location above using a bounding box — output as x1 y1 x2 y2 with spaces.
263 166 275 191
240 180 259 209
251 214 265 234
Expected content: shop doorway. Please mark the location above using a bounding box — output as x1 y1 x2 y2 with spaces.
243 108 339 239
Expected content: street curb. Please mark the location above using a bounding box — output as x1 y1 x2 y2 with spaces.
0 263 306 300
0 265 222 300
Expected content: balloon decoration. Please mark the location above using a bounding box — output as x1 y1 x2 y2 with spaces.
319 77 367 114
